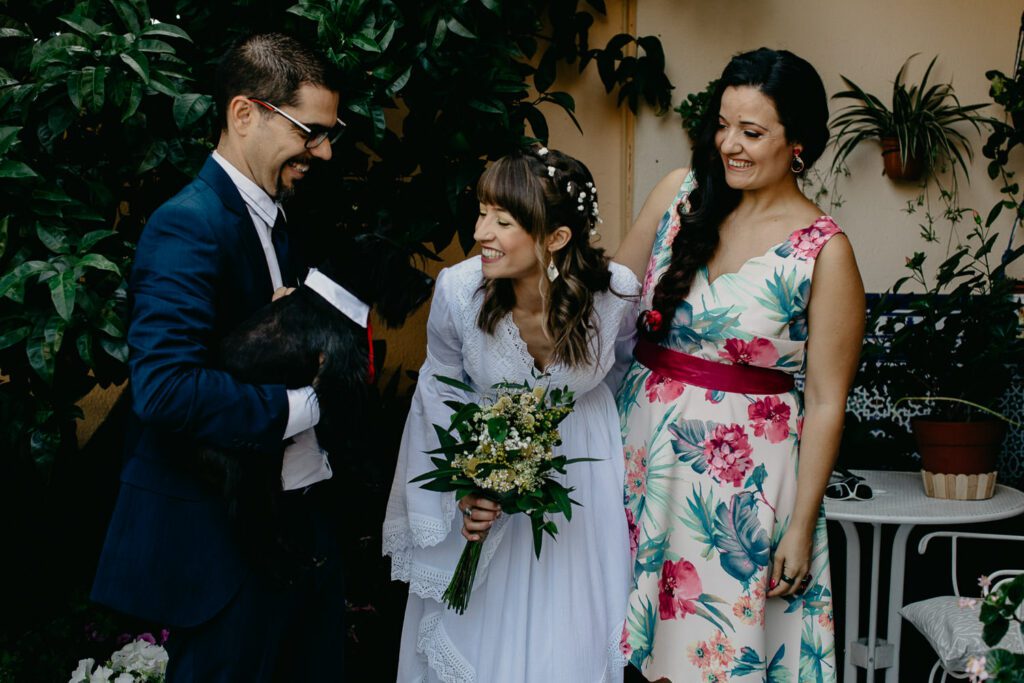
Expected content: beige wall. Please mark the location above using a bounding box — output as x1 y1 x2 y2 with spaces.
634 0 1024 292
380 0 635 377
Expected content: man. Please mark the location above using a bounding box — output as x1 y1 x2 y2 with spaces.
92 33 346 681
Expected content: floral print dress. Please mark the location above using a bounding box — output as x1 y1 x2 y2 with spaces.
617 173 839 683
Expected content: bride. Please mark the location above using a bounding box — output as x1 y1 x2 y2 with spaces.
384 146 639 682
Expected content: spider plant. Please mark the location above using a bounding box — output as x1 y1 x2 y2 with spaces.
831 55 991 184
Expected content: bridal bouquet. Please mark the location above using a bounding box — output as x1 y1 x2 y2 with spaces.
69 636 168 682
411 375 591 614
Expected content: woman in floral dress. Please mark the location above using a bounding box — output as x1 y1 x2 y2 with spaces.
613 49 865 682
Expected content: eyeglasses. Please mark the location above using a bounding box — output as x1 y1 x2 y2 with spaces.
825 471 873 501
248 98 345 149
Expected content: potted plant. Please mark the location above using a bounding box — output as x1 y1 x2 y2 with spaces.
860 214 1023 499
831 55 991 183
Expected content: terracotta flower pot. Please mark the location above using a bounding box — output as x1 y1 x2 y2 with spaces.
911 419 1005 500
881 137 924 182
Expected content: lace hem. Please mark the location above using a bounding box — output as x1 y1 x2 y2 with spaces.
417 612 476 683
604 620 627 682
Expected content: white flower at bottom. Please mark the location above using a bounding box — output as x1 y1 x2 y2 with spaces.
113 675 135 683
69 659 95 683
109 640 168 676
88 665 115 683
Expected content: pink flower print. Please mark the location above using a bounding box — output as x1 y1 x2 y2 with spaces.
624 446 648 499
703 424 754 487
958 597 979 609
658 558 703 620
748 396 792 444
718 337 779 367
789 219 839 260
625 508 640 561
797 416 804 440
732 594 762 626
687 641 713 670
645 372 685 403
819 608 835 632
707 630 735 669
619 624 632 657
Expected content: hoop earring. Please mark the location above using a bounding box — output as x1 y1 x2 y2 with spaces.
790 151 805 174
546 259 559 282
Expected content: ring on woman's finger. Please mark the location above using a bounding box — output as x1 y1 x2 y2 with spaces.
461 506 473 518
780 573 796 585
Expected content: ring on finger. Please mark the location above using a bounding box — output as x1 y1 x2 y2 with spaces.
780 573 796 585
461 506 473 518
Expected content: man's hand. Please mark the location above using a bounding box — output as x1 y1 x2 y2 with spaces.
272 287 296 301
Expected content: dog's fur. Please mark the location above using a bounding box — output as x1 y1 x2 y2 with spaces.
198 232 433 579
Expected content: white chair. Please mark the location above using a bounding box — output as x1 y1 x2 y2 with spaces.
899 531 1024 682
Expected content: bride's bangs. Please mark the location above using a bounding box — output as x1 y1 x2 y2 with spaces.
476 156 546 235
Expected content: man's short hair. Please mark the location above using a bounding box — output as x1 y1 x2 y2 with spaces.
215 33 338 130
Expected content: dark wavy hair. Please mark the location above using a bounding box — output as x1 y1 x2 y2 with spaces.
215 33 338 131
643 47 829 341
476 146 612 368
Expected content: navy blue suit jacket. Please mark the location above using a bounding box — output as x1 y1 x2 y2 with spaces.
92 157 299 628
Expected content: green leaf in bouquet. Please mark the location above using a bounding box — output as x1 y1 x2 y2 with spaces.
446 401 480 430
435 374 474 392
486 416 508 442
550 482 572 519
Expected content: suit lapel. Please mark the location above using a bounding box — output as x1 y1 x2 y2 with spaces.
197 157 274 301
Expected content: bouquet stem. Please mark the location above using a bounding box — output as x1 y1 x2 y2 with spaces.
443 538 484 614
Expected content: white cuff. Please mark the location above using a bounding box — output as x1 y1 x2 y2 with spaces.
284 386 320 439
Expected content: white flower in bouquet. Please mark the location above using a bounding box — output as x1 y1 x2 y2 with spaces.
68 660 115 683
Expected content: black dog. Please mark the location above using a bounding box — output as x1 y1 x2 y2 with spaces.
199 232 433 579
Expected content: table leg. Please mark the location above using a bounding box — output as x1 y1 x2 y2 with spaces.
838 520 861 683
883 525 913 683
866 523 882 680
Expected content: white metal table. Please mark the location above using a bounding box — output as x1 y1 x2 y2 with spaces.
824 469 1024 683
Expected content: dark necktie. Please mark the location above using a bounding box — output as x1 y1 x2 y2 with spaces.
271 209 295 286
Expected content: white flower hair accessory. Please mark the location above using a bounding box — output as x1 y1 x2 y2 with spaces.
537 147 549 156
547 165 556 177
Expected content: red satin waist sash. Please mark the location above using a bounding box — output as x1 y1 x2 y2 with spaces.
634 339 795 394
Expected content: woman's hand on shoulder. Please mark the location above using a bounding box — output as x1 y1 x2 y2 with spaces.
613 167 690 282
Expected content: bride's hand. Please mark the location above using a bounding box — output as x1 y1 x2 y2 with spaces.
458 494 500 541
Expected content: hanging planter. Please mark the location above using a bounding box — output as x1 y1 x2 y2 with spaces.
880 136 924 181
831 55 988 188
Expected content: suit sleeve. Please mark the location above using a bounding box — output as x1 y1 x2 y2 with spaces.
127 198 289 453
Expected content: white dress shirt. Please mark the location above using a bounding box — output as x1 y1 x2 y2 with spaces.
211 152 332 490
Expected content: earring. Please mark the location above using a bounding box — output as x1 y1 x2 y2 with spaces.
546 259 559 282
790 149 805 174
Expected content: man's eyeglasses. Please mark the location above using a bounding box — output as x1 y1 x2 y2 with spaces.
248 98 345 149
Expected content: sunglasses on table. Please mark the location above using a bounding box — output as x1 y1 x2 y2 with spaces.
825 469 874 501
248 98 345 149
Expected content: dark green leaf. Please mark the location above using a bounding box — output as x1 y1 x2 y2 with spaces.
0 215 7 259
120 51 150 83
68 66 107 112
76 253 121 276
0 126 21 156
173 93 213 128
99 336 128 362
435 375 474 392
0 159 37 178
108 0 142 33
141 23 192 42
78 230 117 253
76 331 94 368
48 269 77 320
984 618 1010 647
0 261 53 300
446 17 476 39
350 34 381 53
36 223 70 254
0 321 30 351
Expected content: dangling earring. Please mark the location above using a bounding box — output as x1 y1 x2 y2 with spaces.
790 148 805 174
546 259 559 282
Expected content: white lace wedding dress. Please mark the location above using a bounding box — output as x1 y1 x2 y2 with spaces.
383 256 639 683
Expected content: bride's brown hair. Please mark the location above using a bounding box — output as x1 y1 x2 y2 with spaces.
475 146 612 368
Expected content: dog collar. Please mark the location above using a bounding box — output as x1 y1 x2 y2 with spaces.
303 268 370 328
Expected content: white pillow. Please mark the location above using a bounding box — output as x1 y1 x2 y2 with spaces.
900 596 1024 672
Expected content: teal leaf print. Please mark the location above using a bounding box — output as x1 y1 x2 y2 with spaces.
679 485 718 559
617 363 648 423
626 593 657 667
713 492 770 583
800 621 836 683
635 529 678 576
694 593 735 633
784 583 830 616
744 463 767 491
767 644 792 683
730 646 765 677
668 418 715 471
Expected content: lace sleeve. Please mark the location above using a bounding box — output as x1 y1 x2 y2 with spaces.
604 262 641 393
